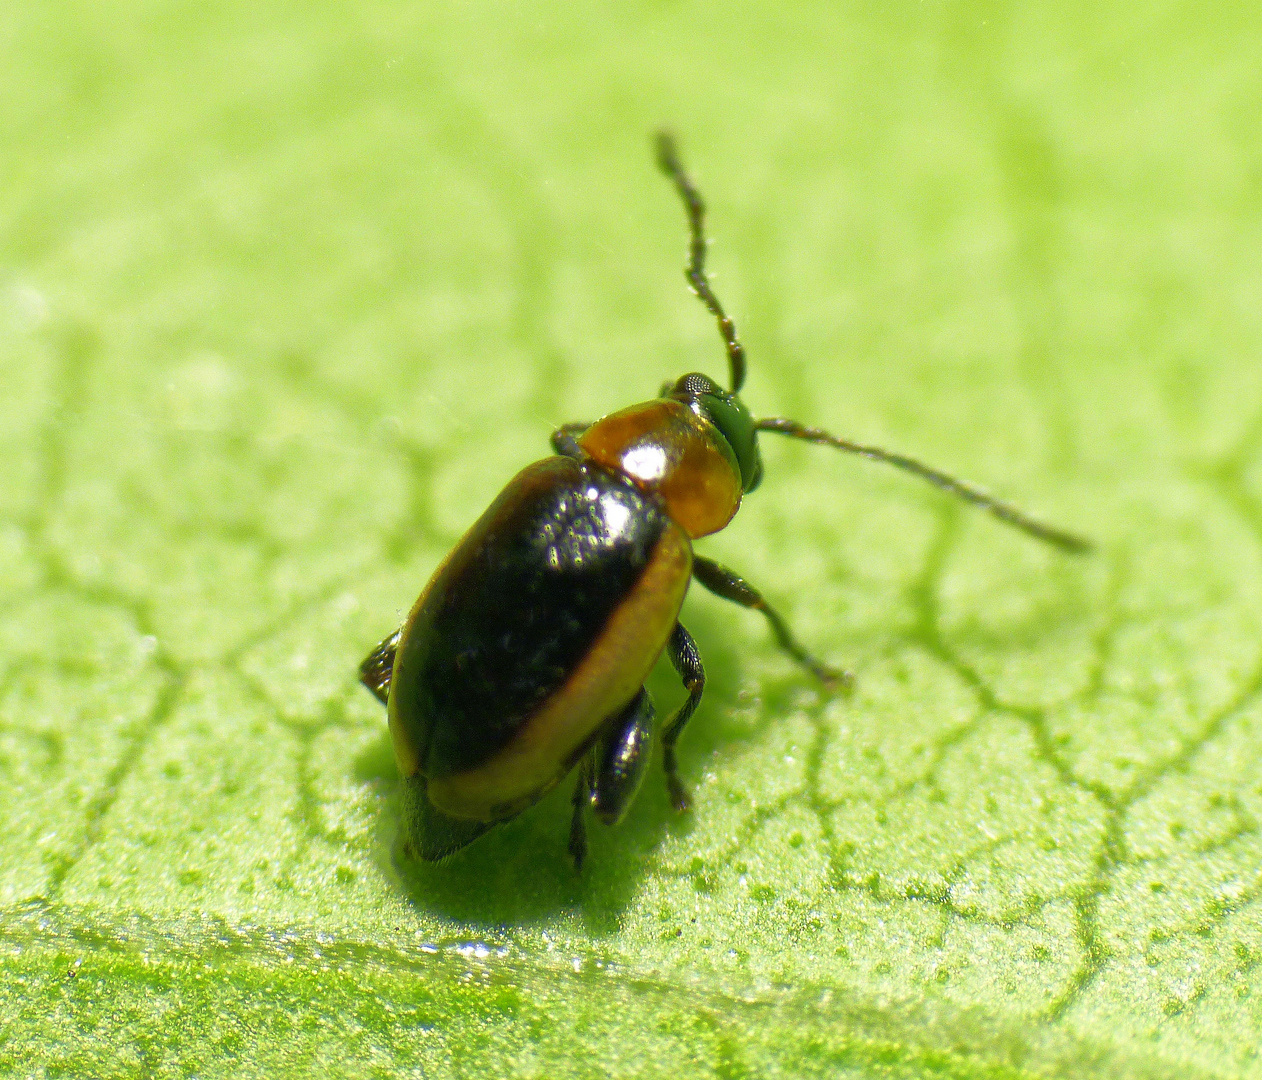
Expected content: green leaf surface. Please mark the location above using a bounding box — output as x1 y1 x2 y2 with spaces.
4 2 1262 1076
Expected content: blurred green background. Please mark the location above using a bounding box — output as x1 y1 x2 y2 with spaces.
4 1 1262 1076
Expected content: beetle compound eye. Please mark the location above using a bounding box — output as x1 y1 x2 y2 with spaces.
672 372 720 398
697 392 761 494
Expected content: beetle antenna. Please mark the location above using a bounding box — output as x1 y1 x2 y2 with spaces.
755 417 1092 552
655 131 747 393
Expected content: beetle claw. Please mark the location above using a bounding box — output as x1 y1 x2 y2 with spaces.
568 813 588 870
818 666 855 695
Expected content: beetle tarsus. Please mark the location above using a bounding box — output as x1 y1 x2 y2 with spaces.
568 759 592 870
818 667 855 694
662 622 705 812
666 770 692 813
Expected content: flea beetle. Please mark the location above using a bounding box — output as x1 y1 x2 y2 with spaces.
360 133 1089 868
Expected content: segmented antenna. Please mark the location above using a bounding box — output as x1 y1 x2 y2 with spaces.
756 417 1092 552
655 131 747 393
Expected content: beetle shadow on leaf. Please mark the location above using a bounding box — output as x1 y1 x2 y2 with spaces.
354 740 647 924
348 603 776 928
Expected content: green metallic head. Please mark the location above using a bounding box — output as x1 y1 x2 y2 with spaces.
667 372 764 492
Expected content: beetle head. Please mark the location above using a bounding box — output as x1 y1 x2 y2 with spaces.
667 373 763 493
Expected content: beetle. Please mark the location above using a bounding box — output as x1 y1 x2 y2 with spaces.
359 133 1090 868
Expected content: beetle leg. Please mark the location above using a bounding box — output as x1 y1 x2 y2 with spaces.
568 754 594 870
662 622 705 812
551 423 590 460
591 687 656 826
359 628 401 706
692 555 852 691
